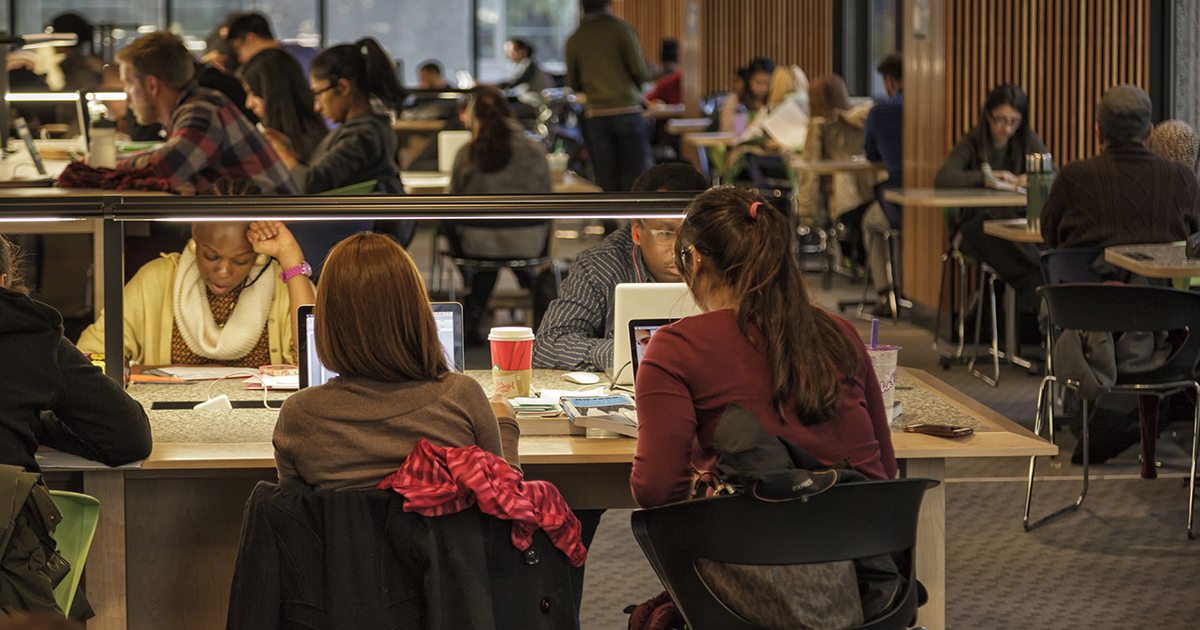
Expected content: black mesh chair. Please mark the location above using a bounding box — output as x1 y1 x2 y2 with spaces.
1024 283 1200 539
631 478 938 630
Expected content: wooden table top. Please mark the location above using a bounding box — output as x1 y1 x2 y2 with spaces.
400 170 601 195
75 366 1051 472
684 131 740 147
884 188 1027 208
982 218 1043 243
788 156 886 174
1105 243 1200 278
391 119 447 133
665 118 712 135
644 104 686 120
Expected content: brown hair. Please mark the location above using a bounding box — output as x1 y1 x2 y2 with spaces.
0 234 27 293
808 74 851 119
115 31 194 90
466 87 516 174
675 187 860 424
315 233 448 381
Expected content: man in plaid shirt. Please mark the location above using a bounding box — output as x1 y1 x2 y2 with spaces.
115 31 296 195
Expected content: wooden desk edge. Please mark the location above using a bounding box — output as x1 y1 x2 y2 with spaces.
1104 248 1199 278
900 367 1055 454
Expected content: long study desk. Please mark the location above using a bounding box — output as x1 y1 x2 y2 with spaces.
42 367 1053 630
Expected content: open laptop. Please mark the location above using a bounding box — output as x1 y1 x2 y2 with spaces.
628 318 676 380
298 302 465 388
610 283 701 386
437 130 473 174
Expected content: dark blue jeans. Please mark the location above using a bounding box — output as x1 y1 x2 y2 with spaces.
585 112 651 192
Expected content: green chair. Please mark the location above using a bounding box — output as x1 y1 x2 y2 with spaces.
319 179 378 196
49 490 100 616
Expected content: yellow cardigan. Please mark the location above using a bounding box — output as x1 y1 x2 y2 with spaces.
77 253 303 366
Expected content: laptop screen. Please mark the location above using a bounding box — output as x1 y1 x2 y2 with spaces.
299 302 464 388
628 318 676 379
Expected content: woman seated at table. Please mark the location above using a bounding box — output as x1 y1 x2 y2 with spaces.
794 74 877 231
237 48 329 164
445 87 553 342
260 37 405 195
2 234 151 619
273 233 520 491
631 186 897 508
630 187 897 626
76 214 315 371
935 83 1049 315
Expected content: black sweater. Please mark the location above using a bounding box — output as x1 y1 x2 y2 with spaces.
934 126 1049 188
1040 142 1200 249
0 288 152 472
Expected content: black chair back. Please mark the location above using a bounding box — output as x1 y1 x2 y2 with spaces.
1039 283 1200 383
630 478 937 630
1040 247 1104 285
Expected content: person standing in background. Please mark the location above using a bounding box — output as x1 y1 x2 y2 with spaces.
565 0 651 192
861 53 904 316
225 12 318 78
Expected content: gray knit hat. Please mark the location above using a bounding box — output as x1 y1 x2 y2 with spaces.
1097 84 1152 142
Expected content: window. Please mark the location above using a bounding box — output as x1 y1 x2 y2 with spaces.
15 0 163 54
326 0 471 88
476 0 576 84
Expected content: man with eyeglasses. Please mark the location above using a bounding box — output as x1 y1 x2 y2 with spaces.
533 163 707 372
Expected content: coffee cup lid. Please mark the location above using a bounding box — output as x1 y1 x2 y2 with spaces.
488 326 535 341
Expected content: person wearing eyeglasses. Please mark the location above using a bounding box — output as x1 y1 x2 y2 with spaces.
532 163 709 373
935 83 1050 320
259 37 406 196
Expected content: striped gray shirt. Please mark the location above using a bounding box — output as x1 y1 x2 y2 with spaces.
533 224 654 371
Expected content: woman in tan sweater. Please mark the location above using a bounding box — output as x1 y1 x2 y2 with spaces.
273 233 519 491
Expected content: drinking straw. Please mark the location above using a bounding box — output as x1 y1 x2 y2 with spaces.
870 318 879 349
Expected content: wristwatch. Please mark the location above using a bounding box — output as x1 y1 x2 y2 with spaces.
279 261 312 283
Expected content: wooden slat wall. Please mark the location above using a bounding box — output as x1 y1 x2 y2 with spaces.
945 0 1150 169
698 0 832 98
904 0 1152 309
613 0 833 102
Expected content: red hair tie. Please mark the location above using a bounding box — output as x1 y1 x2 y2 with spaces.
749 202 761 219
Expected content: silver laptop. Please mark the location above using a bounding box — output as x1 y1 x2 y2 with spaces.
609 283 701 385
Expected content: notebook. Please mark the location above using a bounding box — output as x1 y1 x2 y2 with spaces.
298 302 465 388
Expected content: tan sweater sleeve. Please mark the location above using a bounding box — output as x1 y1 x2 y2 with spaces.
459 378 523 474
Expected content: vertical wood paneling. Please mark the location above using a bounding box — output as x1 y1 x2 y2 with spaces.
941 0 1150 169
615 0 833 106
697 0 832 99
906 0 1151 309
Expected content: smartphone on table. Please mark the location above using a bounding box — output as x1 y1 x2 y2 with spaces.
903 423 973 438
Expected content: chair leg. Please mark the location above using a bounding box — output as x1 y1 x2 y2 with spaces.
968 267 999 386
1026 396 1090 531
1024 375 1057 529
933 251 951 357
955 256 967 359
988 272 1001 383
1188 383 1200 540
882 232 899 323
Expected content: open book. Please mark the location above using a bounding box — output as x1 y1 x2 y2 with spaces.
561 394 638 438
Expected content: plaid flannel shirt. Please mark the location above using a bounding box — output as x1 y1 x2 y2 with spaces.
118 82 297 195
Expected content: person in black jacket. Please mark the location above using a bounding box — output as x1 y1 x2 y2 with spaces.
1 235 151 620
0 235 152 473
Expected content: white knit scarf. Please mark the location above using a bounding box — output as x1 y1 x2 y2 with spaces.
172 242 274 360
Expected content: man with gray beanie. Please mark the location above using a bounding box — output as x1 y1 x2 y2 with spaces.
1041 84 1200 248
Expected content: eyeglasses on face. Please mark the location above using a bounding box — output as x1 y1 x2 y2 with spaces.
311 83 337 98
989 114 1022 128
638 221 678 246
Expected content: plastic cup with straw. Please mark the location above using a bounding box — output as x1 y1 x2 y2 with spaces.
866 318 901 423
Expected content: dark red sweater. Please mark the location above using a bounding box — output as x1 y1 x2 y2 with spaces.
630 310 897 508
